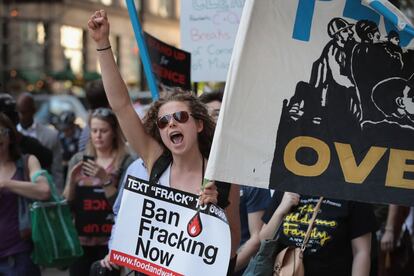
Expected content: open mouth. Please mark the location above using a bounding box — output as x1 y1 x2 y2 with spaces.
169 131 184 144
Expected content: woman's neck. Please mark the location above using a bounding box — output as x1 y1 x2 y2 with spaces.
172 148 204 173
96 148 114 159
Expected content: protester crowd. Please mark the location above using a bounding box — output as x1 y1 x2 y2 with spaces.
1 9 414 276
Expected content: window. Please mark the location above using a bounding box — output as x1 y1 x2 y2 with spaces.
60 25 83 74
12 21 46 73
146 0 176 18
89 0 113 6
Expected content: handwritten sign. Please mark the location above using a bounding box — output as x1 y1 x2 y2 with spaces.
180 0 245 82
110 175 231 275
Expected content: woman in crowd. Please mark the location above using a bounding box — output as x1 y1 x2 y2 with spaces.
87 10 240 275
0 112 50 275
259 192 377 276
63 107 133 276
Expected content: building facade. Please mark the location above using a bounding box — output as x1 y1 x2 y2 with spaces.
0 0 180 93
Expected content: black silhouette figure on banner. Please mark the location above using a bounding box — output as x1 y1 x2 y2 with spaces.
288 17 361 141
285 17 412 144
384 30 403 66
362 76 414 146
352 20 404 122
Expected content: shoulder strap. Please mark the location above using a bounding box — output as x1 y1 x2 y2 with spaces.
23 155 30 182
301 196 324 251
16 154 31 182
149 152 172 184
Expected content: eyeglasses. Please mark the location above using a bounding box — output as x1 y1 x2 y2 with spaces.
92 108 115 118
157 111 191 129
0 128 10 137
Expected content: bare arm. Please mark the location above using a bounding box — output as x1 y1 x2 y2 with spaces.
351 232 371 276
259 192 300 240
0 155 50 200
62 161 83 201
235 210 265 272
381 204 409 252
87 10 162 168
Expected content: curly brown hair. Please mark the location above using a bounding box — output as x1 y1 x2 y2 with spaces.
143 91 215 159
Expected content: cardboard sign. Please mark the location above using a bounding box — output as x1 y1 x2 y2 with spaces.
145 33 191 91
206 0 414 206
110 175 231 275
180 0 245 82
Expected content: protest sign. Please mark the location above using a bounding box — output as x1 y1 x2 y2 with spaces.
206 0 414 206
180 0 245 82
145 32 191 91
74 186 113 236
110 175 231 275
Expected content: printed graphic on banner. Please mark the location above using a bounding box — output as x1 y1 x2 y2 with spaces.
206 0 414 206
110 175 231 275
145 33 191 91
180 0 245 82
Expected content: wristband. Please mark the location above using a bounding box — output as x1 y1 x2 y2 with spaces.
96 45 111 51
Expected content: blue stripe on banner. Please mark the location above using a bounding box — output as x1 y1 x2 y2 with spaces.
126 0 159 100
368 0 414 47
343 0 379 22
292 0 317 41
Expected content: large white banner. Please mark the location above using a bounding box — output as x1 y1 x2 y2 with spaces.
206 0 414 206
180 0 245 82
110 175 231 275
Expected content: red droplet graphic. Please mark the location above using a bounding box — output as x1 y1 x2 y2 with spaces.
187 212 203 237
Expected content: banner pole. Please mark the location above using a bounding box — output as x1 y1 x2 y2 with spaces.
126 0 159 100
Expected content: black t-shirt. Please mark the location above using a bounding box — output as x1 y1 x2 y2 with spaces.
262 192 377 276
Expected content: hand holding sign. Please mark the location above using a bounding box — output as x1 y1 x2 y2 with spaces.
198 180 218 206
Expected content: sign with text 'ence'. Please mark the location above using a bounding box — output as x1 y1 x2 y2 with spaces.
110 175 231 276
145 32 191 91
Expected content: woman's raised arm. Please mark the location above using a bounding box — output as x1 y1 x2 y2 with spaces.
87 10 162 164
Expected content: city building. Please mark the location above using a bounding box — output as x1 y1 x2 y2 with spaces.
0 0 180 93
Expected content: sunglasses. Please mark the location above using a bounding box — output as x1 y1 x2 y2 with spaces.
157 111 192 129
92 108 115 118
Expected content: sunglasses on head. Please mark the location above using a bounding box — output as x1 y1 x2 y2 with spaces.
157 111 191 129
92 108 115 118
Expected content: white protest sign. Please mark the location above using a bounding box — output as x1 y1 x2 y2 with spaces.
180 0 245 82
110 175 231 276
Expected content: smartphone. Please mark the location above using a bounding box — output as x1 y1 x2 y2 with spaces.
83 155 95 162
82 155 95 176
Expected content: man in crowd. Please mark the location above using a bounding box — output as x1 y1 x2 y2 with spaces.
0 93 53 171
16 92 64 192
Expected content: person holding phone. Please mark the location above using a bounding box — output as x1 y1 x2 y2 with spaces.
63 108 133 276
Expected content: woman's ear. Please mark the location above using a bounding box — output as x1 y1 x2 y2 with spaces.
196 119 204 133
